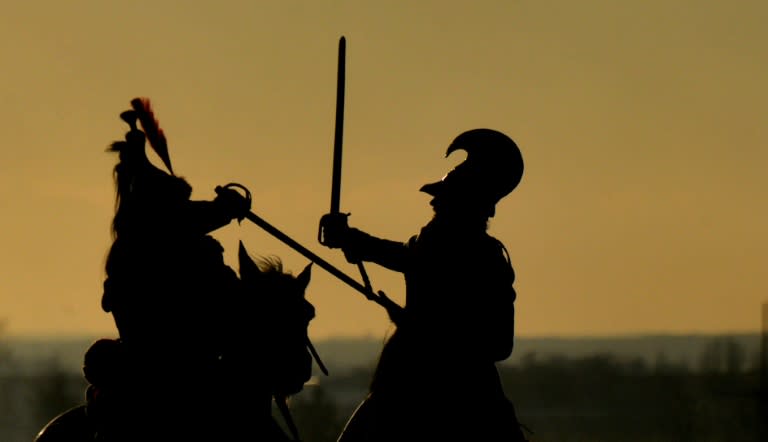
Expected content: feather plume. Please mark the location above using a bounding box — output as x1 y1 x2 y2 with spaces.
130 97 174 175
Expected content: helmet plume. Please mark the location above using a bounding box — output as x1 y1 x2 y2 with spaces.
130 97 174 175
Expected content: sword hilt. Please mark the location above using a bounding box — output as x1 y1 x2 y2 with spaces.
214 182 253 223
317 212 350 248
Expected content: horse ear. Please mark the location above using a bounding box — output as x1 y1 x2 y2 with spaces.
238 240 261 281
296 263 312 293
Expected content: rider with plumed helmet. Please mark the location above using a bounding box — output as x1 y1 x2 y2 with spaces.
100 99 251 439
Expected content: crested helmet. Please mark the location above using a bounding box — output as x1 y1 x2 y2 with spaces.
420 128 524 208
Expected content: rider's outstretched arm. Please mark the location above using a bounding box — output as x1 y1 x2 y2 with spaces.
338 228 409 273
181 186 252 236
319 212 409 272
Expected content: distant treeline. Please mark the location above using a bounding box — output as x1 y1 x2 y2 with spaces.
3 350 765 442
2 332 765 375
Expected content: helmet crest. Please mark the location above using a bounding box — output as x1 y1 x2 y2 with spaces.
421 128 524 205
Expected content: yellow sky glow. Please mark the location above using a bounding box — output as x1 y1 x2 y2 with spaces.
1 0 767 340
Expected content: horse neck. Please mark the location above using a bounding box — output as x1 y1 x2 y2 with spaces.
221 352 275 408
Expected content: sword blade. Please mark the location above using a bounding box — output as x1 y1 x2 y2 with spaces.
330 36 346 214
245 210 380 303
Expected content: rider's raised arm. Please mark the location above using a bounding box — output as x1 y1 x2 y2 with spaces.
319 212 409 272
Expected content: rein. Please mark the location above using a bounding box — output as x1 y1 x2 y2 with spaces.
275 395 302 441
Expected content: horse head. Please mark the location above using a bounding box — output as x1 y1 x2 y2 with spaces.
237 240 317 397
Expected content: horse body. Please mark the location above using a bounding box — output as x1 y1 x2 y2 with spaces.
338 388 524 442
35 406 93 442
336 325 527 442
35 241 317 442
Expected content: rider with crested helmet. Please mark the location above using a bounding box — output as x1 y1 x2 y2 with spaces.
320 128 528 441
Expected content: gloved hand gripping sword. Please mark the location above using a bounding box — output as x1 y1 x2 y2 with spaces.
317 37 404 324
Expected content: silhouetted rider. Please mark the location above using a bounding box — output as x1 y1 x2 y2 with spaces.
320 129 528 441
98 100 251 439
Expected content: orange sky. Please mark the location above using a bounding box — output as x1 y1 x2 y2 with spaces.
1 1 766 340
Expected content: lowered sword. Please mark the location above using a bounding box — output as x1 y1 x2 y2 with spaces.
217 186 397 319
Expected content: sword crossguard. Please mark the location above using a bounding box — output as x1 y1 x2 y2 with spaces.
214 182 253 223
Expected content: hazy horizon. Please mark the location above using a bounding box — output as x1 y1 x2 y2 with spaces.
4 328 764 341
